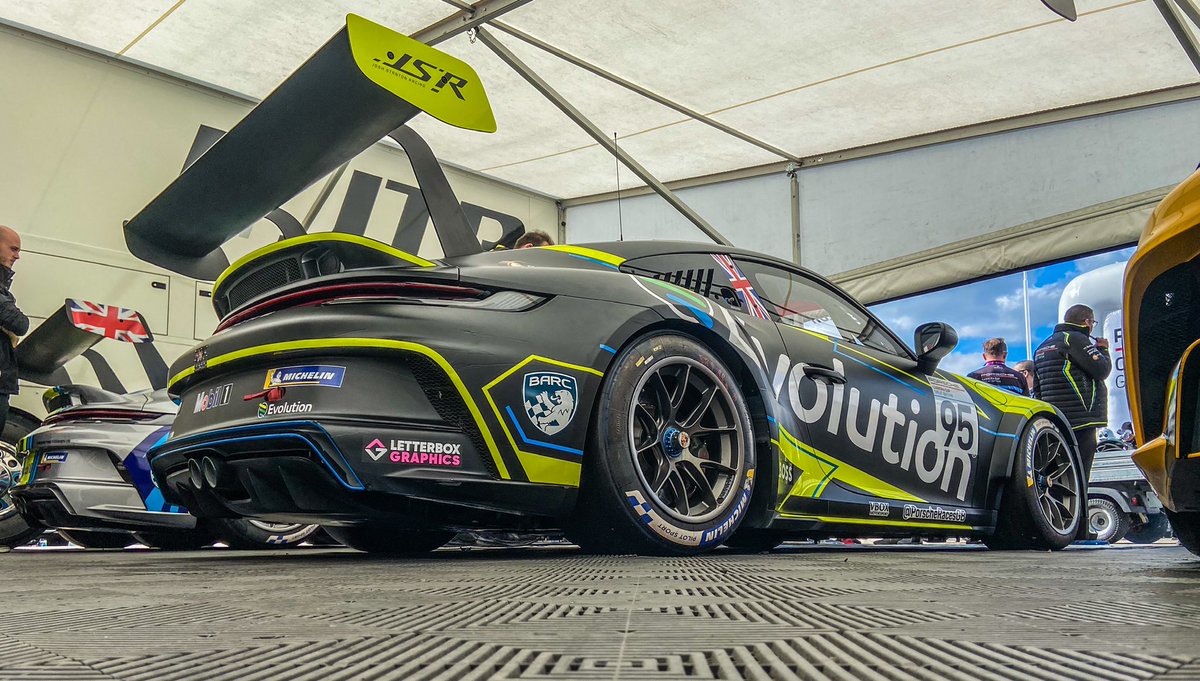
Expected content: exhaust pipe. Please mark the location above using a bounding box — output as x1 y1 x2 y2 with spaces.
187 459 204 489
201 456 222 489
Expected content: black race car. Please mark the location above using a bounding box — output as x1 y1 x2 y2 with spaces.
131 16 1085 555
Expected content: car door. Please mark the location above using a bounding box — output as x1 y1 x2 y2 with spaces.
733 258 993 525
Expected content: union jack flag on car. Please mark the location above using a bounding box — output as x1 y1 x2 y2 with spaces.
67 299 152 343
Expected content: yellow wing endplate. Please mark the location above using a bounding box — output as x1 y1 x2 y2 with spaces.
346 14 497 133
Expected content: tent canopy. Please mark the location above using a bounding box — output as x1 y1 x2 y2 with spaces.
1 0 1197 201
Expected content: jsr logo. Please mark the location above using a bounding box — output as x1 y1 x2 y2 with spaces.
374 51 469 100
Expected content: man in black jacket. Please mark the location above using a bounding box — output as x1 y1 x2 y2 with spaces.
0 226 28 426
1032 303 1112 499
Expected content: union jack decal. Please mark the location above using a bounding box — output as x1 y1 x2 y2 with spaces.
66 299 153 343
711 255 771 320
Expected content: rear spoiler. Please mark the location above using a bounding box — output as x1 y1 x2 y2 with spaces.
17 299 156 387
123 14 496 280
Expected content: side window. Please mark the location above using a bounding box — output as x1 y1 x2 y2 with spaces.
621 254 742 310
735 258 910 357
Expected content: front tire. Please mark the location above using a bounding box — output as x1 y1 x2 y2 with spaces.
1087 498 1130 543
567 333 756 556
1166 509 1200 557
323 524 454 555
209 519 320 549
985 417 1084 551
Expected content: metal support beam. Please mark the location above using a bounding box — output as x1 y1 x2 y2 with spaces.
475 26 733 246
410 0 534 46
490 21 799 163
787 163 801 266
1153 0 1200 74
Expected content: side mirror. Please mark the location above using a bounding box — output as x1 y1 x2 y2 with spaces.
914 322 959 374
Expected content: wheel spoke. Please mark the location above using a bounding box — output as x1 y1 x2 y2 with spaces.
668 364 691 419
648 456 673 495
678 461 718 510
692 425 738 437
665 471 690 515
680 385 718 430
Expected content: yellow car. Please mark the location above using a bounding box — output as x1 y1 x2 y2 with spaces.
1125 167 1200 556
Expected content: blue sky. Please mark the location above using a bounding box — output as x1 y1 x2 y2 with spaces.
870 246 1136 377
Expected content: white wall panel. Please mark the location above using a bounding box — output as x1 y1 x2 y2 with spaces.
565 173 791 256
797 98 1200 276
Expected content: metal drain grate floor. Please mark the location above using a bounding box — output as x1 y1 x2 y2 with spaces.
1 543 1199 680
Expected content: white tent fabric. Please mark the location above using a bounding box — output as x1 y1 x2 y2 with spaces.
1 0 1196 201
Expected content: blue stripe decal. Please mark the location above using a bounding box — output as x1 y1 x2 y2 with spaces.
980 427 1018 439
149 420 364 490
766 415 777 424
832 343 926 396
568 254 620 270
599 344 617 354
504 406 584 456
665 293 714 329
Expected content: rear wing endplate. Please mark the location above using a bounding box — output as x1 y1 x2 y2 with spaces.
123 14 495 279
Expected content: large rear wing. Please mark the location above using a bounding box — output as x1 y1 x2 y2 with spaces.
123 14 496 279
17 299 158 388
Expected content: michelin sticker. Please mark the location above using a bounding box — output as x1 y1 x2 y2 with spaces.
523 372 577 436
264 365 345 389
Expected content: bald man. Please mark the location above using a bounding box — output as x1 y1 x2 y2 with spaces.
0 226 28 426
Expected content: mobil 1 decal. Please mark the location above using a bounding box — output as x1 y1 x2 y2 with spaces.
484 357 596 460
771 345 980 503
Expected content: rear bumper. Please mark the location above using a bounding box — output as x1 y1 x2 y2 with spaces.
11 480 195 532
149 419 576 527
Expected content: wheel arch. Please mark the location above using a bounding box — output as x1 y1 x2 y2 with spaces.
986 407 1079 513
1089 486 1134 514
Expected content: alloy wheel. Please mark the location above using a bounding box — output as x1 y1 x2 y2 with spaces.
628 357 745 524
1031 428 1080 533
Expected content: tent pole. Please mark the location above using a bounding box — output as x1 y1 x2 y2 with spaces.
1152 0 1200 74
475 26 733 246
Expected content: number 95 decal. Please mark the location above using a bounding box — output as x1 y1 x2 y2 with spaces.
936 398 979 459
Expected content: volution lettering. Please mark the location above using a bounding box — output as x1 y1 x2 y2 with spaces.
772 354 976 501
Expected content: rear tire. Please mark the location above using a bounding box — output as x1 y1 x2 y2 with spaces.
59 530 133 549
208 519 320 549
134 528 214 551
1126 512 1172 544
323 524 454 555
1087 498 1130 543
985 417 1083 551
1166 509 1200 557
566 333 756 556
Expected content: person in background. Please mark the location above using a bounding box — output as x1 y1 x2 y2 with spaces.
967 338 1028 396
1118 421 1135 446
0 225 28 427
1014 359 1036 396
515 230 555 248
1033 304 1112 539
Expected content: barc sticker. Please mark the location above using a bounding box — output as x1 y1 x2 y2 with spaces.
523 372 577 436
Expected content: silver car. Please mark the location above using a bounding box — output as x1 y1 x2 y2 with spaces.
11 386 319 549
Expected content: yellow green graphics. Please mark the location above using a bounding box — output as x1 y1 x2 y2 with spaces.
346 14 496 133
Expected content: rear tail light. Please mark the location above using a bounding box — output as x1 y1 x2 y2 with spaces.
216 282 544 331
42 409 165 426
